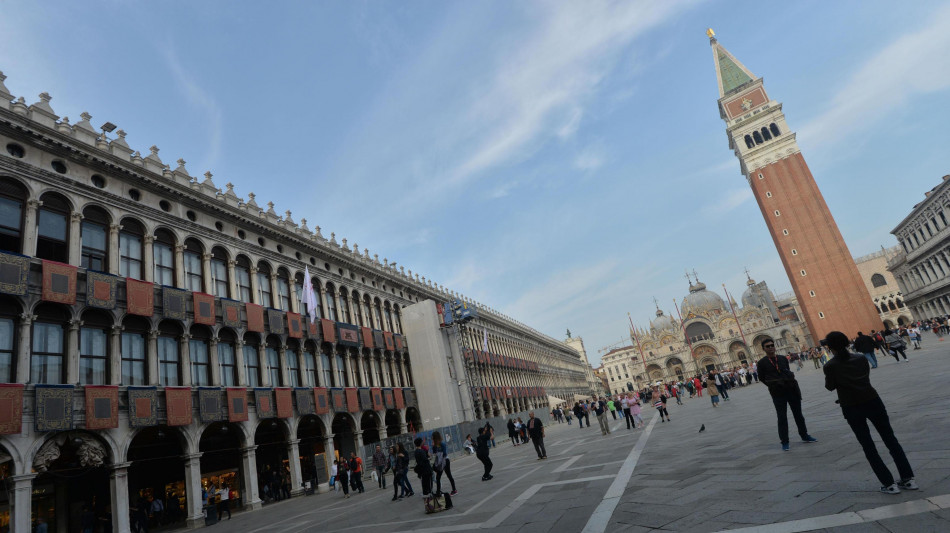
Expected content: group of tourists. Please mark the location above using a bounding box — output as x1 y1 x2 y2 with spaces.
328 452 366 499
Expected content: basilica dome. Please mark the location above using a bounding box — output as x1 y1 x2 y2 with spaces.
681 280 726 314
650 309 676 331
741 277 775 309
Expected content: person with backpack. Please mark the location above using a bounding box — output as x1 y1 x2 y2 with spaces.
431 431 457 496
823 331 917 494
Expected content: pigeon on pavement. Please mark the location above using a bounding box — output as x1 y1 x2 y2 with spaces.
698 424 705 433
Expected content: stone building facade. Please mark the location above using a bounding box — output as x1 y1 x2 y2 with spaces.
854 246 910 329
0 70 589 532
887 174 950 321
601 275 809 393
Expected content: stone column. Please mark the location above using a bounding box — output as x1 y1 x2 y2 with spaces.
241 445 263 510
180 333 193 386
15 313 35 383
183 452 205 528
66 319 82 384
297 346 308 387
147 329 160 385
322 434 335 493
202 252 213 294
227 260 238 300
353 352 366 387
315 351 328 387
9 473 36 533
174 244 185 288
249 267 260 305
108 223 122 275
22 199 40 256
258 343 269 386
143 234 155 282
110 462 132 533
110 324 123 385
279 344 290 386
387 357 396 388
68 211 82 266
290 281 301 314
288 438 304 497
235 339 247 386
209 336 221 386
269 274 279 308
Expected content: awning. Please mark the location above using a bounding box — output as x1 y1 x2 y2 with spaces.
546 395 566 408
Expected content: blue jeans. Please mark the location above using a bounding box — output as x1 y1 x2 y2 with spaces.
863 351 878 369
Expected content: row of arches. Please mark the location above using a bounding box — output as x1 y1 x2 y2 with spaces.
0 176 406 334
1 295 412 388
0 406 423 532
742 123 781 149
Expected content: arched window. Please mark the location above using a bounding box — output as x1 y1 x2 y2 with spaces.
79 310 111 385
761 127 772 141
319 351 331 387
36 193 70 262
276 268 291 311
183 239 203 292
153 229 176 286
363 294 374 327
218 329 237 386
373 299 383 331
189 325 211 386
157 321 181 386
265 336 282 386
871 273 887 288
769 123 780 137
338 287 351 323
880 303 888 313
210 247 229 298
303 341 317 386
744 135 754 149
334 352 347 387
235 255 252 302
373 356 384 387
310 278 323 319
117 218 144 279
294 272 304 315
352 292 364 327
888 301 896 311
384 303 394 332
384 355 394 386
32 303 67 384
324 282 338 321
287 339 300 387
752 131 764 145
257 262 273 308
896 298 904 308
0 297 20 382
393 306 403 334
0 178 26 253
243 333 261 387
394 357 404 387
403 358 413 387
121 316 148 385
80 206 109 271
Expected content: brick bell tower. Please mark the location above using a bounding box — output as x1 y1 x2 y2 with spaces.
708 29 881 346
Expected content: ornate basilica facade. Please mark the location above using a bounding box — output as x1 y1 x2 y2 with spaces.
601 275 809 395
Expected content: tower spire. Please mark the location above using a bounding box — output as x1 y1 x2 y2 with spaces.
710 34 757 98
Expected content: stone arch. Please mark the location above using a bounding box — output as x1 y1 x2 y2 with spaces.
685 320 714 342
405 406 423 432
729 340 749 364
645 364 663 382
384 409 402 437
331 412 358 459
751 335 774 356
360 410 383 445
0 436 24 476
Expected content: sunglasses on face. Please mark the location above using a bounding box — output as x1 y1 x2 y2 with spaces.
764 344 775 349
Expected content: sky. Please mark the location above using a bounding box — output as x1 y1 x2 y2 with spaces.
2 0 949 367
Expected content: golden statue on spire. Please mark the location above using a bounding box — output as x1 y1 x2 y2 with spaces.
706 28 715 38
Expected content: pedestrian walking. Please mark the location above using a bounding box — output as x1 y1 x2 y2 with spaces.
708 376 720 407
526 411 547 459
573 402 586 429
621 395 633 430
349 452 365 493
651 386 671 422
853 331 878 369
630 395 644 428
337 460 350 499
711 369 730 401
431 431 457 496
413 437 434 498
883 329 909 362
756 338 817 451
594 397 611 435
507 418 519 446
908 326 922 349
329 460 338 492
476 425 494 481
823 331 918 494
395 443 415 498
372 445 388 489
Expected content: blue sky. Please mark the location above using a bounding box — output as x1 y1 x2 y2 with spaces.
3 1 949 366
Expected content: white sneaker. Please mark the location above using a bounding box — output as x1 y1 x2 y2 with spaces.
881 483 901 495
898 478 919 490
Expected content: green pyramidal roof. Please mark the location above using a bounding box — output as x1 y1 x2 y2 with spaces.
717 48 752 94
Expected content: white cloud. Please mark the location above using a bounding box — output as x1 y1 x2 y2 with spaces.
702 187 753 216
800 4 950 145
574 144 606 173
161 46 224 172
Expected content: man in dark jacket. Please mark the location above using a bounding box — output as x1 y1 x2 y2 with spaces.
756 339 817 451
413 437 434 496
824 331 916 494
526 411 547 459
853 331 878 369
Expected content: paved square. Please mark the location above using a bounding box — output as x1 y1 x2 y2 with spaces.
171 342 950 532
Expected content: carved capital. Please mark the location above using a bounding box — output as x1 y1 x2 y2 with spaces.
148 329 160 340
249 267 258 275
228 260 236 268
174 244 184 253
109 223 123 233
18 313 36 325
68 319 83 330
27 199 42 210
143 234 154 245
180 333 192 341
202 253 212 261
111 324 124 334
71 211 84 223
